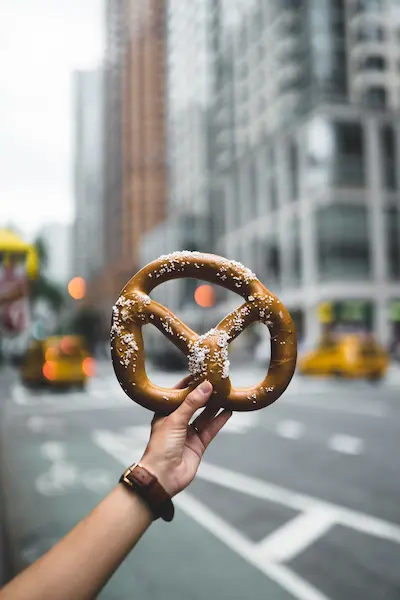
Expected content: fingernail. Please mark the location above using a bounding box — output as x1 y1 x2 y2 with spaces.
198 380 212 395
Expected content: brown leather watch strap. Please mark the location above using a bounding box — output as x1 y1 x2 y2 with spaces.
119 463 174 522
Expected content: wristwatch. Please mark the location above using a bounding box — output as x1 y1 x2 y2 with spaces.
119 463 175 522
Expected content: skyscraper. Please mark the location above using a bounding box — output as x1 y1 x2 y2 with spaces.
100 0 168 318
157 0 400 347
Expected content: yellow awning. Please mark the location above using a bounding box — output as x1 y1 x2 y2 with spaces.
0 229 39 278
0 229 31 252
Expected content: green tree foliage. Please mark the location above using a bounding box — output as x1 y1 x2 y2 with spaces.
30 237 65 313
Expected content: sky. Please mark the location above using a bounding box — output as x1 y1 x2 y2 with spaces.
0 0 104 240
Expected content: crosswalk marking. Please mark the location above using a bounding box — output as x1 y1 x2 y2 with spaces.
93 428 400 600
328 434 364 455
276 420 304 440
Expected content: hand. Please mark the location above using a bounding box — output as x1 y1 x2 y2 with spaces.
140 378 232 497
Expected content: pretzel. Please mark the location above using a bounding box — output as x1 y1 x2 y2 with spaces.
111 251 297 414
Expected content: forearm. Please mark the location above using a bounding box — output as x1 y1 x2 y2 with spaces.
0 485 153 600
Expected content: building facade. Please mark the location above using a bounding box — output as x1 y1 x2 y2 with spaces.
152 0 400 348
96 0 168 323
73 69 104 285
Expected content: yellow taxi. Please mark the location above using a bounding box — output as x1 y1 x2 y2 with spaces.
20 336 95 389
298 333 389 381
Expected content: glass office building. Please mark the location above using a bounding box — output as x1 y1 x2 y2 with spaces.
145 0 400 346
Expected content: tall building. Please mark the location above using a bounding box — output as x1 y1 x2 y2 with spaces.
151 0 400 348
140 0 216 318
73 69 104 286
101 0 168 320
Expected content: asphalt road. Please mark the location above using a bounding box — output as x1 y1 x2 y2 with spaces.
1 363 400 600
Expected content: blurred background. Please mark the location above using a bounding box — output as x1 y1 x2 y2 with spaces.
1 1 400 599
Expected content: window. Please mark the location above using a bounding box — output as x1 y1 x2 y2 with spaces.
380 125 396 190
266 147 278 211
289 215 302 284
332 121 365 187
262 233 281 285
356 23 385 42
360 55 386 71
249 160 259 218
354 0 383 13
362 86 387 108
386 207 400 279
317 205 371 280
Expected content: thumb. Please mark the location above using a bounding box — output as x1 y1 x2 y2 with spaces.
173 380 213 425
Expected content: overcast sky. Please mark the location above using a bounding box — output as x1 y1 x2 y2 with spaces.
0 0 104 239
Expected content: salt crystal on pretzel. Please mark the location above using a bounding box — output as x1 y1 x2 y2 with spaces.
111 251 297 414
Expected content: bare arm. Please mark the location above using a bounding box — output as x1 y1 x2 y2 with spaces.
0 380 231 600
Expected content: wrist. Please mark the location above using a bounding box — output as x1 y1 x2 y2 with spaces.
139 456 175 497
116 482 154 522
119 462 175 522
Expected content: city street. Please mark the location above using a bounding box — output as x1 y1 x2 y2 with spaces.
1 363 400 600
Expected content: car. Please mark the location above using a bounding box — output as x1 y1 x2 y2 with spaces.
297 332 389 381
20 335 95 390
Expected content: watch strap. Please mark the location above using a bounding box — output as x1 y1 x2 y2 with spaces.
119 463 174 522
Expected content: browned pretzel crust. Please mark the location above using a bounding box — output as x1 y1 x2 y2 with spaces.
111 251 297 414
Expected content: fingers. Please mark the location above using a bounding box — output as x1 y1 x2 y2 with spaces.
191 403 220 431
198 409 232 448
173 380 213 425
173 374 193 390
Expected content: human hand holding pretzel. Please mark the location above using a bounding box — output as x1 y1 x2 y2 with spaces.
111 251 297 414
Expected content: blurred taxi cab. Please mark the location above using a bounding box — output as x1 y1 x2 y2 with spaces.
298 332 389 381
20 336 95 389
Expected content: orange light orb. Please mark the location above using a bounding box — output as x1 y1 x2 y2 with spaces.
82 357 96 377
194 284 216 308
68 277 86 300
43 361 56 381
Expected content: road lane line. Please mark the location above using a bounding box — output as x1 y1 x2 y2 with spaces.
254 508 335 563
328 434 364 455
195 462 400 545
177 493 332 600
12 383 29 405
276 420 304 440
40 441 66 461
280 396 386 418
93 429 333 600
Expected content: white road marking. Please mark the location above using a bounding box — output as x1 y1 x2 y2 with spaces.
12 383 29 405
10 380 388 417
281 395 386 418
26 416 64 433
328 434 364 455
222 412 257 434
276 420 304 440
195 462 400 545
254 508 335 563
93 429 333 600
36 462 79 496
176 493 332 600
40 441 66 461
93 429 400 549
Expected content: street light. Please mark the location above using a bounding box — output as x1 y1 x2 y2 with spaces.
68 277 86 300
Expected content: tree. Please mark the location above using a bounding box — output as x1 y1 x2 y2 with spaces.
30 237 65 313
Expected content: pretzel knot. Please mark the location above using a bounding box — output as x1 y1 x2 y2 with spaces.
111 251 297 414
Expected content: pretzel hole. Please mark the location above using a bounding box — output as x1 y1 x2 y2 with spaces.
229 322 271 387
142 323 188 374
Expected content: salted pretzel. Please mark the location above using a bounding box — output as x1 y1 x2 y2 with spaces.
111 251 297 414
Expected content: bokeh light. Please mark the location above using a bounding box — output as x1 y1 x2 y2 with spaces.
68 277 86 300
194 284 216 308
